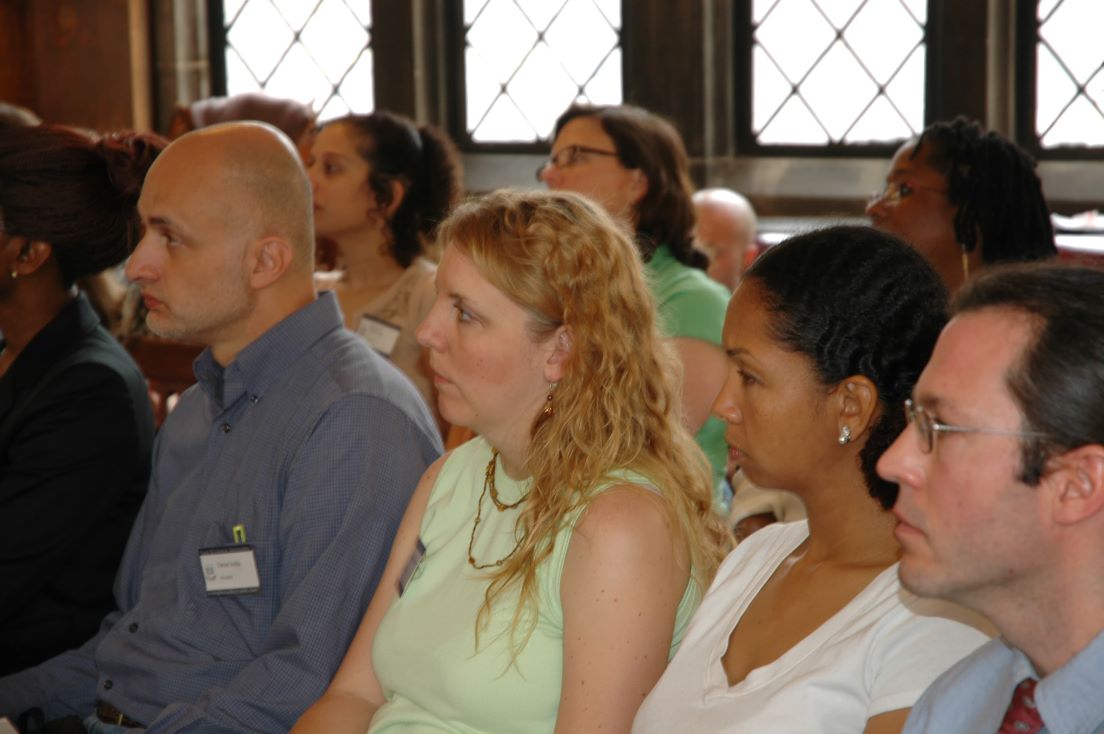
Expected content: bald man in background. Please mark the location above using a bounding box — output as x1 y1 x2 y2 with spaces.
692 188 758 291
0 123 441 733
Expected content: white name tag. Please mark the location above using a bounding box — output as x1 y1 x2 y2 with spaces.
356 314 401 356
199 545 261 595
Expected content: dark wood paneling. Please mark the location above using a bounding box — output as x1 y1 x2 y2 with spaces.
623 0 706 157
926 0 988 123
25 0 144 131
0 0 33 107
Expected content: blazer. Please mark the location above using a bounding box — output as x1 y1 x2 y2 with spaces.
0 293 154 674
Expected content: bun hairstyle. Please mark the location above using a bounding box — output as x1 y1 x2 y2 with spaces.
0 125 167 287
745 225 949 509
325 111 463 267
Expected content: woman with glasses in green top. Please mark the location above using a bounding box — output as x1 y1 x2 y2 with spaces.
540 103 732 513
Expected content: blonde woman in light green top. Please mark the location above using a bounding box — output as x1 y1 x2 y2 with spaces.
293 190 731 734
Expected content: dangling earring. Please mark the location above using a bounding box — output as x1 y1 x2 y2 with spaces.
543 382 556 417
961 246 970 280
837 425 852 445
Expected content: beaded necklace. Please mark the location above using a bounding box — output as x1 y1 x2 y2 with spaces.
467 449 527 570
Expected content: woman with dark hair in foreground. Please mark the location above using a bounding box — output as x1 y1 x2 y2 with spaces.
0 125 161 672
634 226 990 734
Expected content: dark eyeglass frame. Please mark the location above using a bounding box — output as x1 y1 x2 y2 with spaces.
868 180 948 207
904 398 1054 454
535 145 620 182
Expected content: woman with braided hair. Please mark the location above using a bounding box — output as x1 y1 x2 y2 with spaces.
867 116 1056 291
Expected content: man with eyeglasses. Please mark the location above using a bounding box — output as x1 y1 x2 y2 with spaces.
877 263 1104 734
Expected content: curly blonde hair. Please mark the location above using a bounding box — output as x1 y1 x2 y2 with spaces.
438 189 732 655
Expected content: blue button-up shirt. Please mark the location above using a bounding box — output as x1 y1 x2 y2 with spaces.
0 292 442 732
904 629 1104 734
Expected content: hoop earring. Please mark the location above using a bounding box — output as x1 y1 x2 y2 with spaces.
837 425 852 445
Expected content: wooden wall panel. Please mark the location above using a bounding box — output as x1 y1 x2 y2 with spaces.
0 0 32 106
0 0 150 132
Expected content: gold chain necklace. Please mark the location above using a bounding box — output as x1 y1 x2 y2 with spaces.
467 449 526 570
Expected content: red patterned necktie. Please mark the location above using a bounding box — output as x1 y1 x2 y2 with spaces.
997 678 1044 734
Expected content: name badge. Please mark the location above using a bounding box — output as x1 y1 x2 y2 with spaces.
356 315 401 357
397 538 426 596
199 545 261 595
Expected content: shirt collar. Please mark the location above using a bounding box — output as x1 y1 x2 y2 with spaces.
1036 628 1104 733
194 291 343 410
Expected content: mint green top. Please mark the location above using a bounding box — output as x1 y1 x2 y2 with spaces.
644 244 731 510
370 437 701 733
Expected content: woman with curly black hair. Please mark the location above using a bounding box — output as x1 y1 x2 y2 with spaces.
309 111 462 426
867 116 1056 292
634 226 990 734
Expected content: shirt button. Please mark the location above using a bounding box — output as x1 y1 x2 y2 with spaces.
103 679 113 690
221 422 231 433
250 394 260 404
128 622 139 633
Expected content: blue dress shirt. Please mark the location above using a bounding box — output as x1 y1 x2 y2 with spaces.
0 292 442 733
904 628 1104 734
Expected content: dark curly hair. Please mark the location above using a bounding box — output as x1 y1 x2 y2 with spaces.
746 225 948 508
914 117 1056 264
324 111 463 267
553 104 706 270
954 263 1104 486
0 125 166 287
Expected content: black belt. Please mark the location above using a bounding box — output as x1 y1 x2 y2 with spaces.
95 700 144 729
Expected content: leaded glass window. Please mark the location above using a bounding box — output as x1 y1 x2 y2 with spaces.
1034 0 1104 148
462 0 622 143
221 0 373 120
750 0 927 146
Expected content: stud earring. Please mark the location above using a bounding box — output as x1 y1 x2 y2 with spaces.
9 271 16 279
837 425 852 445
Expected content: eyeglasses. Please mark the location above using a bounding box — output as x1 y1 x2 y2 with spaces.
535 145 619 182
904 399 1053 454
869 180 947 207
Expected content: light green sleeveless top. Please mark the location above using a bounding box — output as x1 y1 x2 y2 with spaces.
370 437 701 733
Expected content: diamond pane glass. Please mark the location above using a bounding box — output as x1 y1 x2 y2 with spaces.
752 0 926 146
221 0 372 118
755 0 835 83
463 0 622 143
269 0 319 30
801 41 878 140
507 43 580 139
1035 0 1104 148
1042 96 1104 147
